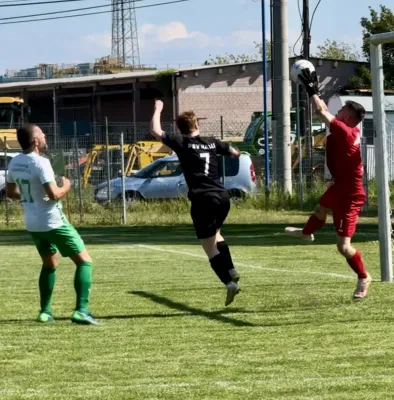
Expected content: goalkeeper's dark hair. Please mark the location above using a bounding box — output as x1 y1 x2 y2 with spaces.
17 124 38 150
345 101 365 123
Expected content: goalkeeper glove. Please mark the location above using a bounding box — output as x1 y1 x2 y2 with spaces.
298 68 321 98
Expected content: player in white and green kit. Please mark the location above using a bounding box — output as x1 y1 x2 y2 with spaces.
6 124 99 325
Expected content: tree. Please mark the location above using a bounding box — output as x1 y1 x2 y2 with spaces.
203 41 271 65
349 5 394 89
203 53 259 66
347 65 372 89
315 39 361 61
254 41 272 59
361 5 394 88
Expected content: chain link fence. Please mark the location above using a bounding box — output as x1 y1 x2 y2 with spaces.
0 117 391 226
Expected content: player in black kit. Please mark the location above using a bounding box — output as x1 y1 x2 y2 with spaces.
150 99 241 306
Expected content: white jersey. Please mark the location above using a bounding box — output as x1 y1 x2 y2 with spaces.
7 152 64 232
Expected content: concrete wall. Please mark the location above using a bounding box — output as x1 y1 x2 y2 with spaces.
176 63 268 124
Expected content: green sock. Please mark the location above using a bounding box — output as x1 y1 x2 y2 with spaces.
39 266 56 314
74 261 93 313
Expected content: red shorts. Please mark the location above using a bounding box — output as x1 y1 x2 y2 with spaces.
319 184 366 237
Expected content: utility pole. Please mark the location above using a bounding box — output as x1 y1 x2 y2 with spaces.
272 0 292 193
302 0 313 171
270 0 277 182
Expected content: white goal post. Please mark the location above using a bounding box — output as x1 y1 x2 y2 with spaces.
370 32 394 282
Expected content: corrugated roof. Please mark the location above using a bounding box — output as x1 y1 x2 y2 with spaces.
0 57 368 92
0 63 257 91
0 70 158 91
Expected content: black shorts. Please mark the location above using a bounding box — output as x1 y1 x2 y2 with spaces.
190 191 230 239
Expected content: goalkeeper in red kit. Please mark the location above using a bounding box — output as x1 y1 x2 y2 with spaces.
285 67 372 299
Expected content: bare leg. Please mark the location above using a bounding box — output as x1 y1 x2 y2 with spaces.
285 204 330 241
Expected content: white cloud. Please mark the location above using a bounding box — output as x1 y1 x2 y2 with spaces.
78 22 298 65
156 22 189 42
81 33 112 56
139 22 221 49
138 21 260 53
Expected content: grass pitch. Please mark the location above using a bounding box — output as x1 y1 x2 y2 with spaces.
0 212 392 399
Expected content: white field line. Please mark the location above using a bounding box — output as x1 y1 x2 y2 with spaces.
91 238 353 280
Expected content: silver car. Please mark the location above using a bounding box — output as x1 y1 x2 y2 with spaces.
95 154 257 202
0 152 21 200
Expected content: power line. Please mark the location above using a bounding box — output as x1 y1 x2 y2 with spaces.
309 0 322 30
292 33 303 57
0 0 91 7
292 0 303 57
0 0 139 19
0 0 189 24
0 0 44 4
297 0 302 21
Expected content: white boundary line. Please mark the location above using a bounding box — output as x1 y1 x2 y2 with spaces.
91 238 353 280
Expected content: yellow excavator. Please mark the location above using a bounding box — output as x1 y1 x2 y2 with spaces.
0 97 29 150
81 141 172 187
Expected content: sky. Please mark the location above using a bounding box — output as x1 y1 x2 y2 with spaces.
0 0 392 74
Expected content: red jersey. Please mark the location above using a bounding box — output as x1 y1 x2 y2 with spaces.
326 118 364 194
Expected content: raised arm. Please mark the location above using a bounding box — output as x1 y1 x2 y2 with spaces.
299 68 334 126
150 99 164 140
311 95 334 126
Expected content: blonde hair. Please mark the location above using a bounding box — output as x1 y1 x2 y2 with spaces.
176 111 198 135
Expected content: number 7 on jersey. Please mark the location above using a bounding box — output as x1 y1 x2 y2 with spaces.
200 152 210 176
15 178 33 203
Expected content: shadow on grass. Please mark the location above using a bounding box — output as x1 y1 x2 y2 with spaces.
0 306 381 328
0 223 379 247
130 290 255 327
0 308 256 326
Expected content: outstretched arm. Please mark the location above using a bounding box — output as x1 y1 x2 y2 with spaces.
311 95 334 126
150 99 164 140
229 146 241 157
299 69 334 127
215 140 241 157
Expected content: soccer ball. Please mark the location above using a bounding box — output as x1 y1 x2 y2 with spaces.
290 59 316 84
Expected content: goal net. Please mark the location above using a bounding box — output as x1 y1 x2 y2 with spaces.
370 32 394 282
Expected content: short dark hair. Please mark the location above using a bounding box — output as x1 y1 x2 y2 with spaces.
17 124 37 150
345 100 365 123
176 111 198 135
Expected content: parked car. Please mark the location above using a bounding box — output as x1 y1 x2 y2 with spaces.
0 152 21 200
94 154 257 202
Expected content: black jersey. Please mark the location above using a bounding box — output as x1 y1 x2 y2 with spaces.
162 132 231 198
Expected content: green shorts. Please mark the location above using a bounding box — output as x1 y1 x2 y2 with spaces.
30 223 86 258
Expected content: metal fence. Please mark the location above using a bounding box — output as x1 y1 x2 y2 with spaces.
0 118 392 226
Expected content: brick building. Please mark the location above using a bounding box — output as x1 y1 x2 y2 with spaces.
175 57 366 122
